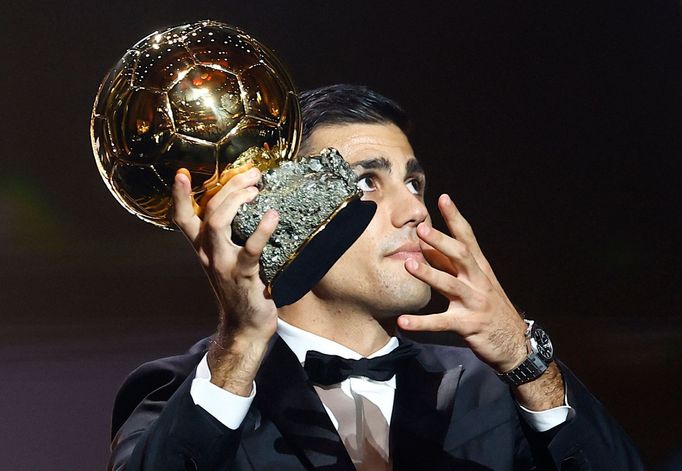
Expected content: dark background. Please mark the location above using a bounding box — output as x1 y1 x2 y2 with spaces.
1 1 680 469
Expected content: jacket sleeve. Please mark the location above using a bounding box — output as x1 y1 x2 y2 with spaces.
108 340 243 471
521 361 645 471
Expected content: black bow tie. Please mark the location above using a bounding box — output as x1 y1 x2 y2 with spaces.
303 343 418 386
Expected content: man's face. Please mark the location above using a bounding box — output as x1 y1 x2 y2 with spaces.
305 122 432 317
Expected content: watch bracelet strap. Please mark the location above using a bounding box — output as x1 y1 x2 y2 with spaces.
497 352 550 386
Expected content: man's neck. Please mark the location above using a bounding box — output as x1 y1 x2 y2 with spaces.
278 295 395 357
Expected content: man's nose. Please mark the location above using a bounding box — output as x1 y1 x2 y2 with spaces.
391 185 428 228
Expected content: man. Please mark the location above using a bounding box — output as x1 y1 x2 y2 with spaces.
109 84 643 470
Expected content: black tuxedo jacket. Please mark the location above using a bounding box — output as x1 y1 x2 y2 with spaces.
109 336 643 471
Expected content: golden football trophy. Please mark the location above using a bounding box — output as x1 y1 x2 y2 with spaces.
91 20 375 306
90 20 300 228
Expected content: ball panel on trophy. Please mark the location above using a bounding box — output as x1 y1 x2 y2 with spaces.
158 136 217 192
112 88 175 164
110 162 171 224
279 92 298 130
132 39 195 92
93 54 138 122
185 24 262 73
217 117 282 172
91 115 115 174
168 66 244 143
241 63 288 123
91 20 301 228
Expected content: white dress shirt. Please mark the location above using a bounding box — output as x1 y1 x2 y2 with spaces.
190 319 571 432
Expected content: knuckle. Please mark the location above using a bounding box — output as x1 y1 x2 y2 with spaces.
452 243 469 260
242 241 260 258
472 293 489 311
205 195 223 213
432 228 445 243
446 277 460 294
468 319 484 334
240 186 258 200
205 216 223 233
226 171 247 186
233 169 259 186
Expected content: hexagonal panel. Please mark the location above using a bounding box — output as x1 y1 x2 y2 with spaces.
132 40 195 92
91 115 116 175
93 50 137 118
278 91 301 160
110 162 170 223
217 116 280 170
239 62 287 123
169 65 244 142
109 88 174 164
155 135 217 192
185 24 262 73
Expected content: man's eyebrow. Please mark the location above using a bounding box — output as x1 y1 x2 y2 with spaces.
406 158 425 176
351 157 392 173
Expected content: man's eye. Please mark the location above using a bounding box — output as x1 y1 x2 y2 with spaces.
357 175 376 192
406 179 423 195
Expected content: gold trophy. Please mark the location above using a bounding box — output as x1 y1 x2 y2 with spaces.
91 20 300 228
91 20 375 306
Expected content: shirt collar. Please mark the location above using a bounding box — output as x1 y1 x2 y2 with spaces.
277 318 400 365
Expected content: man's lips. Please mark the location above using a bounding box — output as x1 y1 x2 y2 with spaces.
386 242 424 261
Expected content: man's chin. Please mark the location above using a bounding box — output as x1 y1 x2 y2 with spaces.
391 277 432 313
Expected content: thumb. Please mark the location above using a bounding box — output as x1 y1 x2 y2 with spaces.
171 169 201 242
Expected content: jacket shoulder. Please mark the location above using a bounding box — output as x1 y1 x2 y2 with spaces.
111 337 210 439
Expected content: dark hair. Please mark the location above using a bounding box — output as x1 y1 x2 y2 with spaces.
299 84 410 146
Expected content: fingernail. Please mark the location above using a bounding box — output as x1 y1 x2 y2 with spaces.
406 258 419 270
418 224 430 236
441 194 451 205
400 317 410 327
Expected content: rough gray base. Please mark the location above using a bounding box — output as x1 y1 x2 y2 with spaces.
232 147 362 283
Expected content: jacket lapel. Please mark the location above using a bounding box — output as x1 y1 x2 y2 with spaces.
390 341 463 470
249 336 355 470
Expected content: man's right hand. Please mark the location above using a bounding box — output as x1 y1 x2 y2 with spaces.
172 167 279 396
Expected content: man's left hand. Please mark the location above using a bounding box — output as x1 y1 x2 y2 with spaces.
397 194 565 410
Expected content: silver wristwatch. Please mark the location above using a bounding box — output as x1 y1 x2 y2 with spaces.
497 320 555 386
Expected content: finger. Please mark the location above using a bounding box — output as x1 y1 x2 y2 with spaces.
219 162 254 186
204 186 259 253
203 167 262 218
419 240 458 275
397 312 463 332
438 194 502 289
236 209 279 276
172 170 201 242
198 162 255 209
404 258 476 302
416 223 487 284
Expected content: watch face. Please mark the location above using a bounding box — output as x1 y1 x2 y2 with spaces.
532 328 554 361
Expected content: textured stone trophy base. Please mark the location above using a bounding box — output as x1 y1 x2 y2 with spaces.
232 148 376 307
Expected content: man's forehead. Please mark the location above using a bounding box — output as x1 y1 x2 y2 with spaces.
307 123 410 152
304 122 422 173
